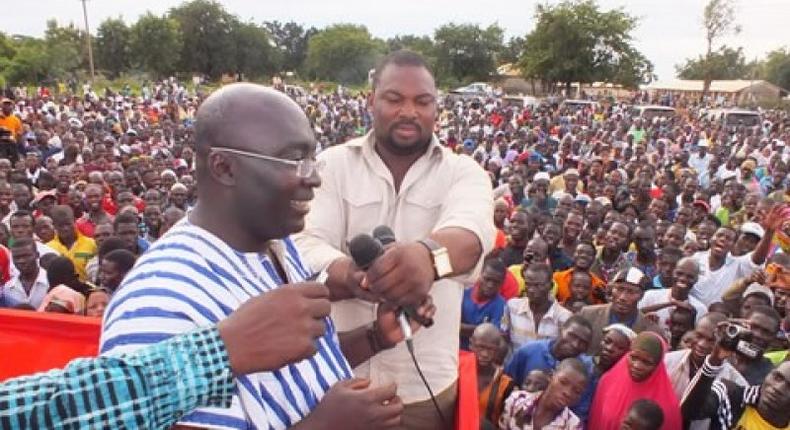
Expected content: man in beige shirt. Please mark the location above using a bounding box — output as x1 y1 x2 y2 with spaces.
294 50 494 430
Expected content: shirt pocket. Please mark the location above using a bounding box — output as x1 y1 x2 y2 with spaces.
401 190 443 239
342 191 383 239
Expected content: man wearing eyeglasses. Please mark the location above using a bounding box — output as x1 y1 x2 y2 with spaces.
100 83 435 430
295 50 495 430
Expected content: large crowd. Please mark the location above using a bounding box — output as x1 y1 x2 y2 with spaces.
1 61 789 430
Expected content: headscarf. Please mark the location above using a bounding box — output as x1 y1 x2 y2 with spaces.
37 285 86 314
588 332 682 430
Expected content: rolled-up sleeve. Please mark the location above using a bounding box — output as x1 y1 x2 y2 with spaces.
294 148 348 272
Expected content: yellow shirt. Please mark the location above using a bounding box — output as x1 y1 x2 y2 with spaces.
0 113 23 139
735 406 790 430
47 231 97 281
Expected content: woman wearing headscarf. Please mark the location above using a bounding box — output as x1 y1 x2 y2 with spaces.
37 284 86 314
588 331 682 430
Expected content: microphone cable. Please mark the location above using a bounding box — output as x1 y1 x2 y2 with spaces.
404 336 447 427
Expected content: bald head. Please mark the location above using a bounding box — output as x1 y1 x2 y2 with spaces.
195 83 311 157
471 322 502 344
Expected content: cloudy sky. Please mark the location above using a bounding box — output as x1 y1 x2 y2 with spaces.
3 0 787 80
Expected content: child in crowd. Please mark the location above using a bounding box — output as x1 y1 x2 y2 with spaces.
668 306 696 350
522 369 550 393
620 399 664 430
563 271 593 313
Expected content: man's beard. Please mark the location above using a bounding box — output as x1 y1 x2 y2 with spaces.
381 130 431 156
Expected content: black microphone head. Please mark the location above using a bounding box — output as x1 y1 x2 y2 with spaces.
372 225 396 246
348 233 384 270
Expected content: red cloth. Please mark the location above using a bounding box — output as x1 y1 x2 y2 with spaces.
102 195 145 216
588 333 682 430
0 245 10 284
456 351 479 430
0 309 101 381
500 270 519 301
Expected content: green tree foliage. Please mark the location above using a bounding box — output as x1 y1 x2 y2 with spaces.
518 0 652 90
676 46 749 80
433 24 503 83
760 47 790 90
500 36 525 65
3 38 52 84
95 17 131 79
263 21 317 74
43 20 88 78
700 0 740 94
169 0 238 78
304 24 382 84
130 13 183 78
232 21 276 79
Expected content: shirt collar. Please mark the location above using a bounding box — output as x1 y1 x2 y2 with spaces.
350 130 444 160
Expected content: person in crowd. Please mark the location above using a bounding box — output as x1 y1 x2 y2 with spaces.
690 209 781 307
34 215 56 243
542 220 574 271
504 316 594 420
460 256 507 350
579 267 663 356
469 323 514 428
501 211 532 267
499 358 590 430
593 323 635 377
508 236 549 296
85 286 110 318
47 205 97 281
8 210 57 258
295 51 493 429
652 246 683 289
682 334 790 430
38 284 86 314
113 211 149 256
554 241 607 305
75 184 113 237
624 222 658 280
1 238 48 308
102 83 436 429
638 256 706 339
501 263 572 350
160 206 186 236
591 221 631 283
522 370 550 393
588 332 682 429
98 248 137 293
619 399 664 430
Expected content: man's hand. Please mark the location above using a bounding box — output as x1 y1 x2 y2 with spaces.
218 283 331 376
748 268 767 285
304 378 403 430
761 204 788 232
325 256 381 302
375 297 437 348
366 242 435 307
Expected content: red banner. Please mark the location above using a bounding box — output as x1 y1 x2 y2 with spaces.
0 309 101 381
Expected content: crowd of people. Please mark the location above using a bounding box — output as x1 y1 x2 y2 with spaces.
0 47 789 430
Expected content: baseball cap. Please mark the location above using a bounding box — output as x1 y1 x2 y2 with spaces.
594 196 612 206
33 189 57 204
692 200 710 213
740 222 765 239
697 139 708 148
612 267 648 289
743 283 774 306
533 172 550 182
564 168 580 177
603 323 637 341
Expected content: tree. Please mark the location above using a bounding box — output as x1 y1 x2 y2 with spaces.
500 36 526 65
169 0 238 79
3 38 52 84
700 0 741 95
760 47 790 90
95 17 131 79
43 20 87 80
518 0 651 91
232 21 276 79
433 23 504 84
263 21 317 73
130 13 182 78
304 24 382 84
676 46 748 80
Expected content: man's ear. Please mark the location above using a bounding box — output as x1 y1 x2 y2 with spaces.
207 152 235 187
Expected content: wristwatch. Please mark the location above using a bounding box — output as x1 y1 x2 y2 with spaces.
418 238 453 280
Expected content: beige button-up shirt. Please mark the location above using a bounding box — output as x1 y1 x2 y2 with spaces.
294 131 495 403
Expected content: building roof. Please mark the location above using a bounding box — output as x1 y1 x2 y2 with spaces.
644 79 782 93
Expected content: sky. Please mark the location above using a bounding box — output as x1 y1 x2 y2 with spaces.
3 0 788 81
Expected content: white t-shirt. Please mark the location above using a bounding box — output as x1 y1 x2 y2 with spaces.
639 289 707 338
690 250 758 307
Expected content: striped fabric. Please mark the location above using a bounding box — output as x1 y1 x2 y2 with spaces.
0 326 234 430
100 220 352 429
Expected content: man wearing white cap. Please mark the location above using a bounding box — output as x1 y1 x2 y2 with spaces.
522 172 557 215
733 222 765 257
578 267 663 356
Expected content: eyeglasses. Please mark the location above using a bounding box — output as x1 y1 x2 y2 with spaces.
211 146 322 178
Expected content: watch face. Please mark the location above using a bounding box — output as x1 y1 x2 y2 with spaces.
434 250 453 277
